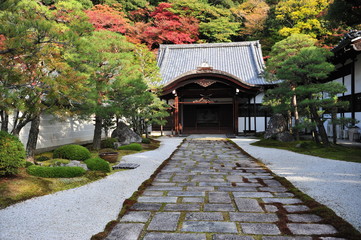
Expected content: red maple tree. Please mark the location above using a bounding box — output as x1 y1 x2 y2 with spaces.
85 5 129 34
129 3 199 49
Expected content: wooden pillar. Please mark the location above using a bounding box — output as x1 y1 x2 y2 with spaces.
233 97 239 135
351 59 356 120
253 97 257 132
174 96 179 135
248 98 251 132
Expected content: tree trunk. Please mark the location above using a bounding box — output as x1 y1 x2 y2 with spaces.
11 113 32 137
93 114 103 150
291 90 300 141
26 114 41 161
332 109 337 144
310 106 329 145
0 110 9 132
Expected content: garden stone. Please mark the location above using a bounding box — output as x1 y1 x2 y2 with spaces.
111 121 142 146
264 114 294 142
264 114 287 139
63 160 88 170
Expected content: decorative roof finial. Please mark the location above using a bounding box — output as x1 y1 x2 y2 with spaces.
197 61 213 71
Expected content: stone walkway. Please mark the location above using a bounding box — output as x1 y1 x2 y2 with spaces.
106 138 340 240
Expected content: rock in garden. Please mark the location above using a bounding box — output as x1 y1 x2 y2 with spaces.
276 131 294 142
64 160 88 170
264 114 294 142
111 121 142 146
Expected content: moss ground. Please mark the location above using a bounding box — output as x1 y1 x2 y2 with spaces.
0 139 160 209
251 139 361 163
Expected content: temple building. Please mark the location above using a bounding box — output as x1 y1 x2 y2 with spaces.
327 30 361 140
154 41 273 135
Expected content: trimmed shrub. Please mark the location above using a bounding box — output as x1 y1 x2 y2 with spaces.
53 144 91 161
36 156 50 162
141 138 151 144
0 131 26 176
118 143 142 151
85 157 110 173
101 138 117 149
27 165 86 178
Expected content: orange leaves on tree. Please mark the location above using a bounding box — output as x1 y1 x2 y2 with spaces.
129 3 199 49
85 5 129 34
0 35 6 51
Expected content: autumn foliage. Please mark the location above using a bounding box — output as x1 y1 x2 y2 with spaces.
86 5 129 34
129 3 199 49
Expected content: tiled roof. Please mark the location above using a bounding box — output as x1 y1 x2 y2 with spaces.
157 41 270 86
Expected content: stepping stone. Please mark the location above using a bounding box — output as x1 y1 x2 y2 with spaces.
143 233 206 240
130 203 162 211
241 223 281 235
185 212 224 221
120 211 151 223
233 192 273 198
235 198 264 212
213 235 255 240
138 196 177 203
164 204 201 211
287 214 322 223
204 204 236 211
148 212 181 231
287 224 338 235
262 198 303 204
112 163 140 170
105 223 144 240
284 205 310 213
230 212 279 222
182 221 238 233
262 237 312 240
209 192 232 203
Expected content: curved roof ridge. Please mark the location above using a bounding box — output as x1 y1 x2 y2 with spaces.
159 41 260 49
164 68 257 88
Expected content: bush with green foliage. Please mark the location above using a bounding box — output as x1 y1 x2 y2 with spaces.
85 157 110 172
36 156 51 162
0 131 26 176
53 144 91 161
101 138 118 149
118 143 142 151
141 138 151 144
27 165 86 178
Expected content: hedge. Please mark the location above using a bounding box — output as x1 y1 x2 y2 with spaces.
85 157 110 173
118 143 142 151
27 165 86 178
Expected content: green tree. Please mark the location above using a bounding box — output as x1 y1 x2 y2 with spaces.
266 34 317 140
276 46 338 145
0 0 92 158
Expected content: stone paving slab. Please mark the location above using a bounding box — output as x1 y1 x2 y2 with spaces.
106 138 343 240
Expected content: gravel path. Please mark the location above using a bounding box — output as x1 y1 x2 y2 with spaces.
232 137 361 232
0 137 184 240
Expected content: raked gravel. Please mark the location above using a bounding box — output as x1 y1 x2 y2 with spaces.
232 137 361 232
0 137 184 240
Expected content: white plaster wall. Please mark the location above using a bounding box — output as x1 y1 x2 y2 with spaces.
11 114 96 151
255 93 264 104
238 117 266 133
344 74 352 95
